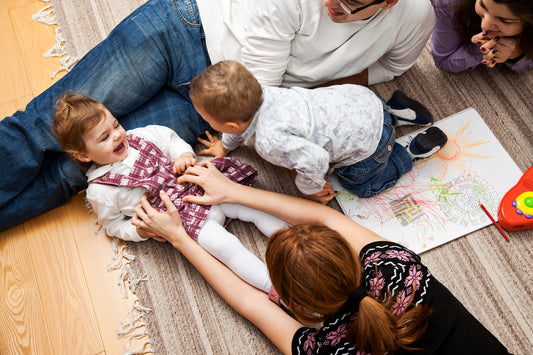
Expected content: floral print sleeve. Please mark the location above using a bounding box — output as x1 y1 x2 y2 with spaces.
292 242 432 355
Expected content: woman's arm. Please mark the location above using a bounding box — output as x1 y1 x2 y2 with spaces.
178 162 385 254
133 191 301 354
431 0 483 72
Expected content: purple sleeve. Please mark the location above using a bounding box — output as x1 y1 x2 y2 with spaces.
431 0 483 73
504 56 533 73
431 0 533 73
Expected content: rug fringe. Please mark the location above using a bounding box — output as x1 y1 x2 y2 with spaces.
32 2 56 26
108 242 153 354
82 196 153 355
123 331 152 355
32 0 80 79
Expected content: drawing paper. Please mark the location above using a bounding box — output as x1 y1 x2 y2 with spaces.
330 108 523 253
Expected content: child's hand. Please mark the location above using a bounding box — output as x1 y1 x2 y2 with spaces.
197 131 231 158
299 180 336 205
173 152 197 174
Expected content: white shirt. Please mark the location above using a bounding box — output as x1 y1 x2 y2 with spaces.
85 125 194 242
197 0 435 86
221 85 384 195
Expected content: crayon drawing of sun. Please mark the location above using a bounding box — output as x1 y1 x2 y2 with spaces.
414 121 492 181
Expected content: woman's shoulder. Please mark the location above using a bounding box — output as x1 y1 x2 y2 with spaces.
360 242 431 309
360 241 421 265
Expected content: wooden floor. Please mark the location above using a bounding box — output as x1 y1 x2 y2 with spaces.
0 1 148 354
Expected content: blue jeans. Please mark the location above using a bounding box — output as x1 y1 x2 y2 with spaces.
336 103 413 198
0 0 211 231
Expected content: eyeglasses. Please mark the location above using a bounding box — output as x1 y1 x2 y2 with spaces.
337 0 385 15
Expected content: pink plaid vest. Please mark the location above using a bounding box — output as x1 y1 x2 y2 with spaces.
89 133 257 240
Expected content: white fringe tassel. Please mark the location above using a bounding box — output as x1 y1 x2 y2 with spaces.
124 331 152 355
32 3 56 25
82 195 152 354
32 0 80 79
108 242 153 355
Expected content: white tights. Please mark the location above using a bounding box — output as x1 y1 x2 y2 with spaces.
197 203 289 293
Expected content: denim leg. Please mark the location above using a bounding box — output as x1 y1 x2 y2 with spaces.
120 86 211 143
0 0 211 230
336 106 413 198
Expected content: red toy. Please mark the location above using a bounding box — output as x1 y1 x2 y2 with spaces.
498 165 533 231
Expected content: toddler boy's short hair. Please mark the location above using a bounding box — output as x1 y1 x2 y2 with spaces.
52 92 108 162
190 60 263 123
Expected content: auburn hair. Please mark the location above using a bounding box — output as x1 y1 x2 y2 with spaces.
444 0 533 59
265 224 432 354
189 60 263 123
52 92 107 163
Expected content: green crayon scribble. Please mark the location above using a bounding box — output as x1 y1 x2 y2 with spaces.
337 190 355 203
471 177 488 195
430 177 461 207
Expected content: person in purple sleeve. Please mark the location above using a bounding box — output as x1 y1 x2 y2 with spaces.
52 93 289 295
431 0 533 73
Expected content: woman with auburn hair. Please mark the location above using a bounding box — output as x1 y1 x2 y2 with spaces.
265 224 432 354
133 161 511 354
431 0 533 73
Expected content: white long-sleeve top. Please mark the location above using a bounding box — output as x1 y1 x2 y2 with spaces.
85 125 194 242
197 0 435 86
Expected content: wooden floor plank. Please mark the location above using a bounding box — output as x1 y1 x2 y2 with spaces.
67 193 135 355
24 205 104 355
0 95 33 119
11 2 66 95
0 226 53 355
0 8 32 103
5 0 38 11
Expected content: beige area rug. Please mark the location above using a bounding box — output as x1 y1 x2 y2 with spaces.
47 0 533 353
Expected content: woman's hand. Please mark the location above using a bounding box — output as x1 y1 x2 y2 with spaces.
472 32 523 67
132 191 189 246
197 131 231 157
471 31 493 48
481 37 523 68
178 161 239 206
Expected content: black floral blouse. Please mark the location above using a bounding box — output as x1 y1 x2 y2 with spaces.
291 241 511 355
